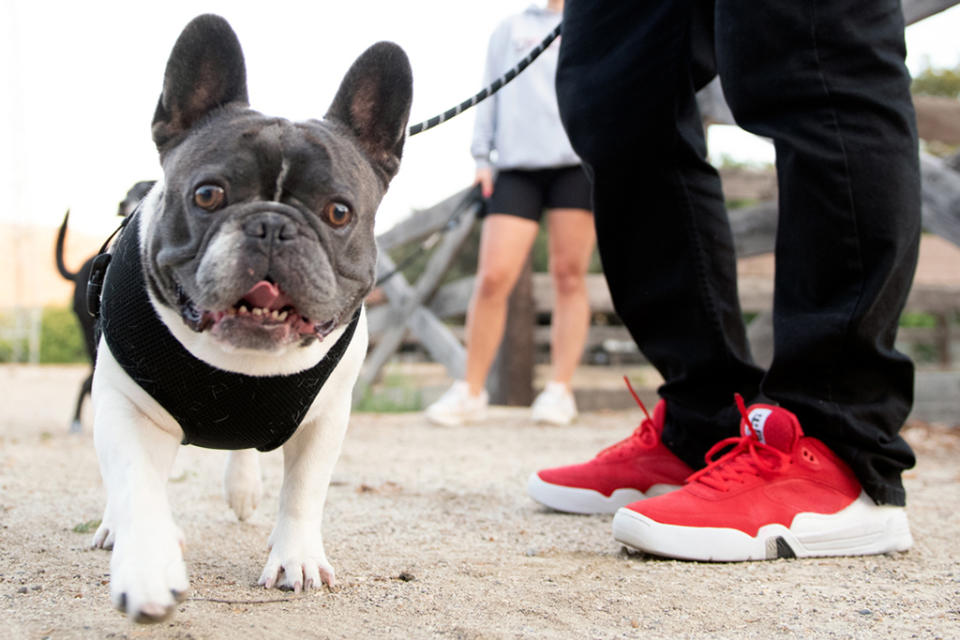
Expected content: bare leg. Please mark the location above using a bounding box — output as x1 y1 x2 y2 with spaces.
545 208 595 387
463 214 540 394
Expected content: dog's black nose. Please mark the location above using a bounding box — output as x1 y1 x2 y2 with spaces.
243 214 298 243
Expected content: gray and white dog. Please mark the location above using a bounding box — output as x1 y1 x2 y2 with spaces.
90 14 411 622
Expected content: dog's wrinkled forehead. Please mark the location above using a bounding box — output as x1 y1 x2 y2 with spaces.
163 109 382 213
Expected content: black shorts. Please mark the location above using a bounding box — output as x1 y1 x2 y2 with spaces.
484 165 592 222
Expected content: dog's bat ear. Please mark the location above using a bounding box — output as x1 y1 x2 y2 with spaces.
326 42 413 184
152 14 249 152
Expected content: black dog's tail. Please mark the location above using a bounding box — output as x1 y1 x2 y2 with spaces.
55 209 79 282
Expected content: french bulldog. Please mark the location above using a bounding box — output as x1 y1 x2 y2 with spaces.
89 14 411 622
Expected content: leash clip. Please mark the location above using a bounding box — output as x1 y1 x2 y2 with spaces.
86 253 112 318
86 206 138 319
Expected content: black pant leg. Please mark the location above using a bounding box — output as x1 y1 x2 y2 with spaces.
557 0 764 469
716 0 921 505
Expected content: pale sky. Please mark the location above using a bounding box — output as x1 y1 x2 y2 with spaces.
3 1 959 239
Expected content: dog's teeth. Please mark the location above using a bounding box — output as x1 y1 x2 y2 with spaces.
271 310 280 320
279 311 288 321
239 305 248 315
253 308 264 317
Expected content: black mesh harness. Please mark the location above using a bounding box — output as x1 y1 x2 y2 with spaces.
98 213 360 451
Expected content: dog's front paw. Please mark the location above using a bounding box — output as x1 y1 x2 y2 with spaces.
258 523 335 592
109 524 189 623
224 449 262 521
92 504 116 550
92 521 116 550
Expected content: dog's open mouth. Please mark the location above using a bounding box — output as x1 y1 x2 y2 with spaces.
179 280 337 342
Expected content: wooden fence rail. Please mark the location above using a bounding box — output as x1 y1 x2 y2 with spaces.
359 187 480 390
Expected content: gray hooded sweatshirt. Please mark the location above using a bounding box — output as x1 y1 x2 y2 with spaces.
470 5 580 172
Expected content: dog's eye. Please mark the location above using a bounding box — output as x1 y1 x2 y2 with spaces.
322 202 352 228
194 185 226 211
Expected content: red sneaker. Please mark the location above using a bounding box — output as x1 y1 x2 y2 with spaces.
612 396 913 561
527 379 693 514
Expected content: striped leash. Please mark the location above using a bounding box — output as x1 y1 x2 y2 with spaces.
407 23 561 137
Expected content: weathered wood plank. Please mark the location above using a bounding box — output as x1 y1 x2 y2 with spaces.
407 203 481 302
914 96 960 146
737 276 774 312
719 152 960 255
376 186 479 252
371 309 953 370
424 273 959 318
360 200 480 386
428 274 616 318
365 303 392 337
426 276 475 319
436 323 635 349
405 306 468 375
904 282 960 315
920 152 960 248
911 370 960 423
488 257 535 405
902 0 960 24
360 255 421 386
729 202 778 258
360 253 467 387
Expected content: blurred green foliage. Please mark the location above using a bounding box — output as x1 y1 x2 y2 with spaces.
39 307 87 363
353 372 423 412
0 307 87 363
912 63 960 98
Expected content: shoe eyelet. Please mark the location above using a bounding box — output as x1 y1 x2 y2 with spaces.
800 447 818 466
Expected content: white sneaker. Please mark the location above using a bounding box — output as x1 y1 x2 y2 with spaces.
425 381 489 426
530 382 578 425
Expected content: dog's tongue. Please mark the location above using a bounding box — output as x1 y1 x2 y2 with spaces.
242 281 291 311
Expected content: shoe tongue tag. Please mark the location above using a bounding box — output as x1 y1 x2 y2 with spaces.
744 407 773 443
743 406 800 452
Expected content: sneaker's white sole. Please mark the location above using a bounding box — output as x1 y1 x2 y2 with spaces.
612 491 914 561
530 407 577 426
527 472 680 515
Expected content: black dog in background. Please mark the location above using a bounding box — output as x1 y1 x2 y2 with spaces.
54 180 156 432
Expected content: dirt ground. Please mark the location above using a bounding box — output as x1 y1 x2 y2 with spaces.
1 364 959 640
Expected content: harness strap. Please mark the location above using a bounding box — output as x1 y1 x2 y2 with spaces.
99 212 360 451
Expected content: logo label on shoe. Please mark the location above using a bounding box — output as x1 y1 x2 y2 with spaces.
746 408 773 443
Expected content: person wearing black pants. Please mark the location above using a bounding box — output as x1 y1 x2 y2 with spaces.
526 0 921 561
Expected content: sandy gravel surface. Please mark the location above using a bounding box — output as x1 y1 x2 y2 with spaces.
1 365 959 639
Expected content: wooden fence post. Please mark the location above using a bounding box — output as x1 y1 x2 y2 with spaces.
488 255 535 405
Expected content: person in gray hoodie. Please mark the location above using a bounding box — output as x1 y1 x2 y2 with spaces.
426 0 594 427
